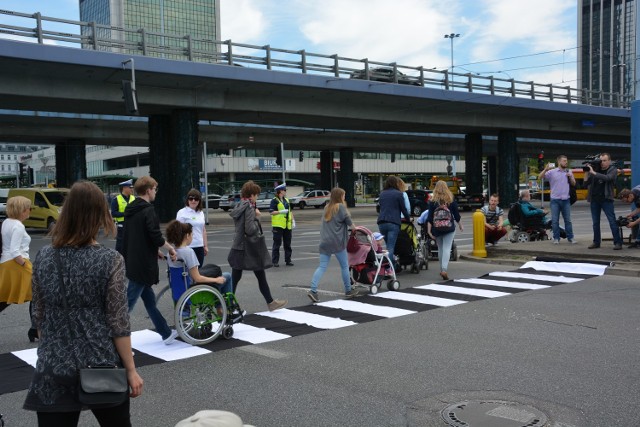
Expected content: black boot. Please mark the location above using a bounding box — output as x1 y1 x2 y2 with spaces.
28 328 38 343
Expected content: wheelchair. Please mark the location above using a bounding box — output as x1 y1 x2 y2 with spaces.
167 258 244 346
507 202 550 242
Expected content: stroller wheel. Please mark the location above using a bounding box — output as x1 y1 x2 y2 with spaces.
386 280 400 291
369 285 379 295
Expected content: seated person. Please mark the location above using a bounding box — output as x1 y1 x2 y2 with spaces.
481 193 507 245
165 220 232 296
519 189 550 227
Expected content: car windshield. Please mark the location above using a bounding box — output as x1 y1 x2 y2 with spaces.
44 191 67 207
294 192 310 197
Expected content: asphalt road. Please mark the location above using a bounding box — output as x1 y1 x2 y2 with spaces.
1 201 638 426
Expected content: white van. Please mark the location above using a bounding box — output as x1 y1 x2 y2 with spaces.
0 189 8 218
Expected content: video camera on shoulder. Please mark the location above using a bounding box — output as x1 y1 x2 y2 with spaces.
582 154 602 172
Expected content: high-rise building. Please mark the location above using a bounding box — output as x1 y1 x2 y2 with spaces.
578 0 635 105
79 0 221 59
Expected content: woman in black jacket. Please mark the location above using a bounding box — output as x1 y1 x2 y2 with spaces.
228 181 287 312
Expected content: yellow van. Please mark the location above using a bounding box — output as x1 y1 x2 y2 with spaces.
7 188 69 231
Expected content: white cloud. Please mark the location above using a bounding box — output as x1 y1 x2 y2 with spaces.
219 0 268 43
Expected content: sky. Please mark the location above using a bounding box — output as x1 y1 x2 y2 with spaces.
0 0 578 86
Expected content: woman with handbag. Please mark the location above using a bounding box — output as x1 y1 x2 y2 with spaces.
0 196 37 342
227 181 287 312
23 181 143 427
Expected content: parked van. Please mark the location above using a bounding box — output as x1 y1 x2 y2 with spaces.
7 188 69 230
0 189 8 218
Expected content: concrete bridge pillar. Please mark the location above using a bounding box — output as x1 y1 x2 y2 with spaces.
55 141 87 188
149 110 199 222
497 130 519 207
464 133 483 195
338 148 355 207
320 150 333 190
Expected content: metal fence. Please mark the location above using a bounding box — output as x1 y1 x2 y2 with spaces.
0 9 631 108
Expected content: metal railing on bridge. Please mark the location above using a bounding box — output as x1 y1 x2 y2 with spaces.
0 9 631 109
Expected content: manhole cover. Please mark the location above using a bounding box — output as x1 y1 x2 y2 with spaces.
441 400 548 427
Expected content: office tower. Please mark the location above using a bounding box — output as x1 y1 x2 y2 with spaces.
578 0 635 104
79 0 221 59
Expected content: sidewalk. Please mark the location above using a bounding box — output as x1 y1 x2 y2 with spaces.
462 235 640 277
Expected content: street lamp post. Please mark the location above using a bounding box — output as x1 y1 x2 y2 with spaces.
612 63 626 106
444 33 460 89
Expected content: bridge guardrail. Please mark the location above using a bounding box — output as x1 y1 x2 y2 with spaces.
0 9 631 109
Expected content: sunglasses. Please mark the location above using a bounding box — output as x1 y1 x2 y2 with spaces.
188 196 200 201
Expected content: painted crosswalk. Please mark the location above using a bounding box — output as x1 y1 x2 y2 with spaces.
0 261 609 394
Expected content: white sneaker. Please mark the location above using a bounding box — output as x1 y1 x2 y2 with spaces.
163 329 178 345
552 239 560 244
568 239 577 244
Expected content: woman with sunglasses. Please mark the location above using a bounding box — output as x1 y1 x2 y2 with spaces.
176 189 208 267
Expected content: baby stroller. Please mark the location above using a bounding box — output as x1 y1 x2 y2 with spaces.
347 226 399 294
167 258 244 346
416 211 458 262
507 202 550 243
396 219 426 273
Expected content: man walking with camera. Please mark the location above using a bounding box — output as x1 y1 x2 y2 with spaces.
584 153 622 250
539 155 576 244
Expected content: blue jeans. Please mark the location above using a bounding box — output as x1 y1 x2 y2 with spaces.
378 222 400 265
550 198 573 240
435 230 456 273
590 199 621 245
217 272 233 295
310 249 351 293
127 279 172 340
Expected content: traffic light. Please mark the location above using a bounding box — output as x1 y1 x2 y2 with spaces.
298 151 304 162
482 160 488 175
121 80 138 115
538 151 544 170
275 148 282 167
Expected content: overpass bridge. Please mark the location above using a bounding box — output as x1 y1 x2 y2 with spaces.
0 10 632 217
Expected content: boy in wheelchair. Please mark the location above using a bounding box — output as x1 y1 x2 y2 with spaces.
165 220 243 324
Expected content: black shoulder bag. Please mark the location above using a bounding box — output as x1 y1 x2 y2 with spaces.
54 249 129 406
241 207 272 271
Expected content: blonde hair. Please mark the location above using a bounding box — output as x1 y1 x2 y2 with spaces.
431 180 453 205
6 196 31 219
324 188 348 221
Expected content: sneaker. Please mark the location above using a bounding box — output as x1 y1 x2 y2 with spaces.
568 239 577 244
552 239 560 244
629 242 640 248
345 289 359 299
285 261 294 266
267 299 287 311
163 329 178 345
307 290 319 303
613 244 623 250
588 243 600 249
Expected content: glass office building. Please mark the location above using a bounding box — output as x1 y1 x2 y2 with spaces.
79 0 221 59
578 0 636 104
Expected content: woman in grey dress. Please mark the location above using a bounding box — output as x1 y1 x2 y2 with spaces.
23 181 143 427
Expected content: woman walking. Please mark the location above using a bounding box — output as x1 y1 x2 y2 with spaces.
227 181 287 312
176 189 208 267
23 181 143 426
307 188 357 302
426 180 463 281
0 195 36 341
376 176 411 269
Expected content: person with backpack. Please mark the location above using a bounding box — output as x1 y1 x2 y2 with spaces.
426 180 463 281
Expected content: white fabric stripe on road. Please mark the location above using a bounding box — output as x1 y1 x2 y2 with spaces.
12 348 38 367
318 299 416 318
455 278 550 290
521 261 607 276
131 329 211 361
255 308 356 329
372 291 466 307
415 284 510 298
231 323 291 344
489 271 583 283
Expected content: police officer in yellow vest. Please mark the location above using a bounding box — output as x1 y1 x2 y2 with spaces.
270 183 294 267
111 179 136 255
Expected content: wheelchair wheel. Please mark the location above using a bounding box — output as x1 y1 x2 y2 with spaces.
451 243 459 261
515 231 530 243
174 285 227 346
155 284 170 304
222 326 234 340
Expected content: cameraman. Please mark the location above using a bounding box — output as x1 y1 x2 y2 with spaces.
584 153 622 250
539 155 576 244
617 186 640 248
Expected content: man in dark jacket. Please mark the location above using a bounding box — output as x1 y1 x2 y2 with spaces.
584 153 622 249
123 176 178 344
376 176 411 269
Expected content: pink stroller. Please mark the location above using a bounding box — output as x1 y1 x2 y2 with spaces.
347 226 399 294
